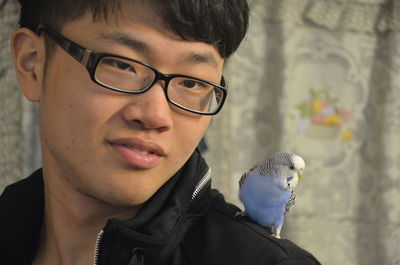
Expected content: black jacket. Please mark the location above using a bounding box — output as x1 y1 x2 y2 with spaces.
0 150 321 265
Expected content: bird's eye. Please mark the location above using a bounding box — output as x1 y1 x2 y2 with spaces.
289 165 295 170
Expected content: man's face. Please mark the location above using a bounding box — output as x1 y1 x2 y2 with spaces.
37 5 224 207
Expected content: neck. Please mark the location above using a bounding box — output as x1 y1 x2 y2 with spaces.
33 169 139 265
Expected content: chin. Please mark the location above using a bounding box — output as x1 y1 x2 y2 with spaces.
105 186 155 207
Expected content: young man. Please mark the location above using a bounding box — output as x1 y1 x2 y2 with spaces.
1 0 321 264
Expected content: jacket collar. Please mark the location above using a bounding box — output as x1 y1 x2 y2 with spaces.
0 167 44 264
97 149 214 264
0 149 214 265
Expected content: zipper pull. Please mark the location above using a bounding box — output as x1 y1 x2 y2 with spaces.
129 248 144 265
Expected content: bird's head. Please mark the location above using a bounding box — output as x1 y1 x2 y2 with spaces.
290 154 305 181
268 152 305 189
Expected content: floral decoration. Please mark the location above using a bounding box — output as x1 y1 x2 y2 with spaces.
296 88 352 141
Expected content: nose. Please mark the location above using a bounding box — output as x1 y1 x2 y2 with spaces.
121 81 173 132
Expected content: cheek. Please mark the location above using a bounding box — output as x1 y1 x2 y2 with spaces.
41 98 94 162
174 117 211 156
40 64 111 150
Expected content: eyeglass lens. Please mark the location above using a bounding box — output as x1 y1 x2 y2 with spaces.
95 56 223 113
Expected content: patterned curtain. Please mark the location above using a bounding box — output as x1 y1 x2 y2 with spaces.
1 0 400 264
0 0 41 187
205 0 400 264
0 0 23 188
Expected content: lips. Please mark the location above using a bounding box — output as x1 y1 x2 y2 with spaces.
122 144 153 155
109 138 165 169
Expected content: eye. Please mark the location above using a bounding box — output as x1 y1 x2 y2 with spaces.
183 80 196 88
114 61 136 72
103 58 136 73
182 80 199 89
289 165 295 170
179 79 209 90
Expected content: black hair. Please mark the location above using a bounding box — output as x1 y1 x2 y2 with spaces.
17 0 249 58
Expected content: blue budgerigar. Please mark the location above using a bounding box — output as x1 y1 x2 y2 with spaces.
237 152 305 238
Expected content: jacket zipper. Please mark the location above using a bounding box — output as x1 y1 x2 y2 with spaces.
191 168 211 201
93 229 104 265
92 168 211 264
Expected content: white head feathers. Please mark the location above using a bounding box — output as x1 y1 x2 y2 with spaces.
239 152 305 190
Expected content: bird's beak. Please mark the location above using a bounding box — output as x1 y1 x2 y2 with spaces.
298 175 302 182
298 168 304 182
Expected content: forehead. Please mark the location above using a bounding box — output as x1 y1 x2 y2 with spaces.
101 2 168 34
63 1 170 38
69 4 217 47
56 6 224 83
76 1 205 46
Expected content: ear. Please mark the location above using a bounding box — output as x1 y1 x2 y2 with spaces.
12 28 45 102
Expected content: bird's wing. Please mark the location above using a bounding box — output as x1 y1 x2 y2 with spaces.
284 190 296 216
239 162 262 188
239 170 250 188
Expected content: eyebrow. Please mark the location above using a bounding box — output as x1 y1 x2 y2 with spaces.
98 31 219 69
184 51 219 69
98 31 150 54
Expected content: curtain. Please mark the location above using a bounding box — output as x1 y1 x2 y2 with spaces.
0 0 23 188
0 0 41 186
1 0 400 264
205 0 400 264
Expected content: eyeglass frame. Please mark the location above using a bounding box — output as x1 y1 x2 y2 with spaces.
36 23 228 115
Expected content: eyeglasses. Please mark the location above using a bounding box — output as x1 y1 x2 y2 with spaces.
36 24 227 115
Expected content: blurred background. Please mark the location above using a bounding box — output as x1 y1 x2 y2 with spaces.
1 0 400 264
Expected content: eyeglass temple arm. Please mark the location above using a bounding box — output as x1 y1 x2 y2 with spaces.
36 24 92 66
